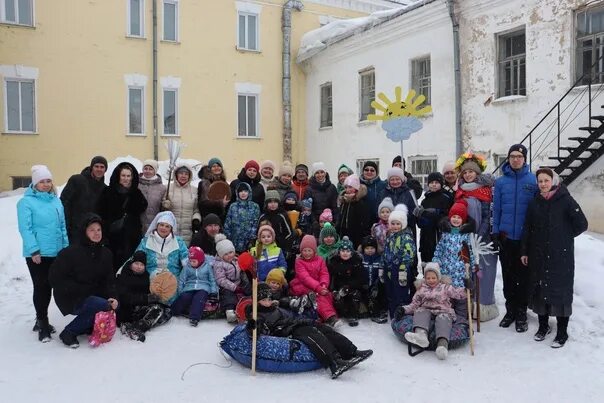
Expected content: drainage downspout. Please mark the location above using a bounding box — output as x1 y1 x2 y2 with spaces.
282 0 304 161
448 0 463 155
152 0 159 160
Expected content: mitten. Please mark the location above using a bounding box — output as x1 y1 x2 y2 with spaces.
490 234 500 251
161 199 172 210
369 284 379 300
378 269 384 283
398 271 407 287
412 206 425 218
192 219 201 233
394 305 406 321
246 319 257 331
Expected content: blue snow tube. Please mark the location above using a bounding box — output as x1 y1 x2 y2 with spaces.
391 314 470 350
220 324 323 373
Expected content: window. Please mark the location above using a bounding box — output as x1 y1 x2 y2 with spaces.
576 7 604 84
4 79 36 133
1 0 33 26
238 12 258 50
356 158 379 175
163 89 178 135
359 68 375 121
320 82 332 128
163 0 178 41
128 0 144 37
493 153 508 176
128 87 144 134
409 156 438 190
411 56 431 105
497 29 526 97
238 94 258 137
11 175 30 190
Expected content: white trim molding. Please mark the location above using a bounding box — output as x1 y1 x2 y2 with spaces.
0 64 39 80
235 1 262 14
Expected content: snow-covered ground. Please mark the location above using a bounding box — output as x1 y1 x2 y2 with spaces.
2 191 603 402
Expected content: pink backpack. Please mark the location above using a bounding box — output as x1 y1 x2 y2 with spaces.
89 311 117 347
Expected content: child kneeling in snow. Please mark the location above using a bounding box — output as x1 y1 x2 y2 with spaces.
246 283 373 379
395 262 468 360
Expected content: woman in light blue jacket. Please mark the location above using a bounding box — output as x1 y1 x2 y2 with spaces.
17 165 68 343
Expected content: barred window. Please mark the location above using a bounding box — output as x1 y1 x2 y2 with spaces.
320 83 332 128
411 56 431 105
498 29 526 97
359 68 375 121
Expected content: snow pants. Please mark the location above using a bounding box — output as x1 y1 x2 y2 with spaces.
291 323 357 368
26 257 54 322
171 290 209 321
65 296 110 336
412 309 453 341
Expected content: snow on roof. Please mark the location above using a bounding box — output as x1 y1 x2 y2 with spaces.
297 0 433 63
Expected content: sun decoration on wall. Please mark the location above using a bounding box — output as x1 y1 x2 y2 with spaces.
368 87 432 142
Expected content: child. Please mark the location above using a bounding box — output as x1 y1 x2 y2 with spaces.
328 236 365 327
171 246 218 326
372 197 394 254
382 204 416 319
290 235 341 327
282 191 301 233
336 174 370 248
266 268 316 317
258 189 296 253
117 251 172 342
414 172 452 263
224 182 260 253
396 262 468 360
297 197 314 236
246 283 372 379
313 208 334 238
317 222 341 260
212 234 251 323
249 224 287 282
360 235 388 324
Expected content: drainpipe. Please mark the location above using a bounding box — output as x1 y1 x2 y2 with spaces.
448 0 463 155
152 0 159 160
282 0 304 161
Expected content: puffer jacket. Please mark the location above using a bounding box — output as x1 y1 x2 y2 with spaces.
224 182 260 252
290 255 330 295
327 253 365 291
403 279 467 320
230 168 265 207
493 163 538 240
178 260 218 294
17 185 69 257
379 184 417 235
303 175 338 223
139 174 167 235
432 220 476 288
249 242 287 281
212 255 243 292
361 175 386 223
164 164 201 244
336 185 371 247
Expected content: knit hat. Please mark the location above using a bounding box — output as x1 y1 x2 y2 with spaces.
214 234 235 257
338 164 353 176
361 235 378 250
508 144 528 159
299 234 317 252
31 165 52 185
265 190 281 203
188 246 205 265
427 172 444 187
363 160 379 174
344 174 361 191
319 222 338 243
238 252 255 272
535 167 560 187
208 157 223 168
319 208 333 223
312 162 327 175
424 262 441 280
392 155 402 167
260 160 276 173
388 204 408 228
257 224 276 241
244 160 260 171
90 156 108 169
300 198 313 210
257 283 273 301
202 213 221 228
266 269 287 287
378 197 394 214
387 167 406 182
338 236 354 251
132 250 147 266
448 200 468 223
442 161 456 174
295 164 309 175
279 161 295 177
459 160 482 175
142 159 159 172
283 191 298 203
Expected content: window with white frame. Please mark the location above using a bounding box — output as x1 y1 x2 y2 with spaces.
237 94 258 137
411 56 431 105
163 0 178 41
238 12 258 51
4 78 36 133
128 0 144 37
497 29 526 97
128 87 144 134
1 0 33 26
576 6 604 84
163 89 178 135
11 175 31 190
409 155 438 190
493 153 508 176
320 82 332 128
359 68 375 121
356 158 379 176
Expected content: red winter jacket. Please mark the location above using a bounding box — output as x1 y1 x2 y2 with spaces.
290 255 330 295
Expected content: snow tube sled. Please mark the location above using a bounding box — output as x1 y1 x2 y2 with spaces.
391 314 469 355
220 324 323 373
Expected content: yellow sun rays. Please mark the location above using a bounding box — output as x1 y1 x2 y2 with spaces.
368 87 432 121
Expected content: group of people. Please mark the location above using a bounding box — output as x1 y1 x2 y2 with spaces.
16 144 588 372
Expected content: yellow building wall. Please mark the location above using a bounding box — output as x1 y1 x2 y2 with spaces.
0 0 365 189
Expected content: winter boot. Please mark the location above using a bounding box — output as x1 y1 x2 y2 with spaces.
534 316 551 342
348 318 359 327
307 292 318 310
59 329 79 349
371 312 389 324
435 338 449 360
298 295 309 314
325 315 343 328
33 318 56 334
37 318 52 343
225 309 238 323
289 297 302 312
121 323 146 342
189 319 199 327
515 309 528 333
499 311 515 328
404 327 429 348
330 355 361 379
350 349 373 364
551 317 569 348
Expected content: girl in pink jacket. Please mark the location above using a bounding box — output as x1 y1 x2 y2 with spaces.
290 235 341 327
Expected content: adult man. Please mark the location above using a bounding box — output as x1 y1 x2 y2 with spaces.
392 156 422 199
291 163 310 201
492 144 538 332
60 156 108 243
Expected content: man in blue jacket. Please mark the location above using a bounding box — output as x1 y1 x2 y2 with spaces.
492 144 538 332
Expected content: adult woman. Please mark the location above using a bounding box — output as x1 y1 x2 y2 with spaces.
198 157 229 221
98 162 147 270
441 161 458 199
259 160 276 192
230 160 266 206
336 164 354 194
49 214 118 348
139 160 166 234
521 168 587 348
267 161 294 201
379 167 417 235
162 163 201 244
136 211 189 305
360 161 386 223
17 165 69 342
304 162 338 229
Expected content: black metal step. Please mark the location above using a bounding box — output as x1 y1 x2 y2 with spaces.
579 126 599 133
568 136 604 143
549 156 590 161
559 146 600 152
591 115 604 122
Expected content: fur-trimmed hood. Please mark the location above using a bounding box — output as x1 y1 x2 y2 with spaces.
338 183 368 204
